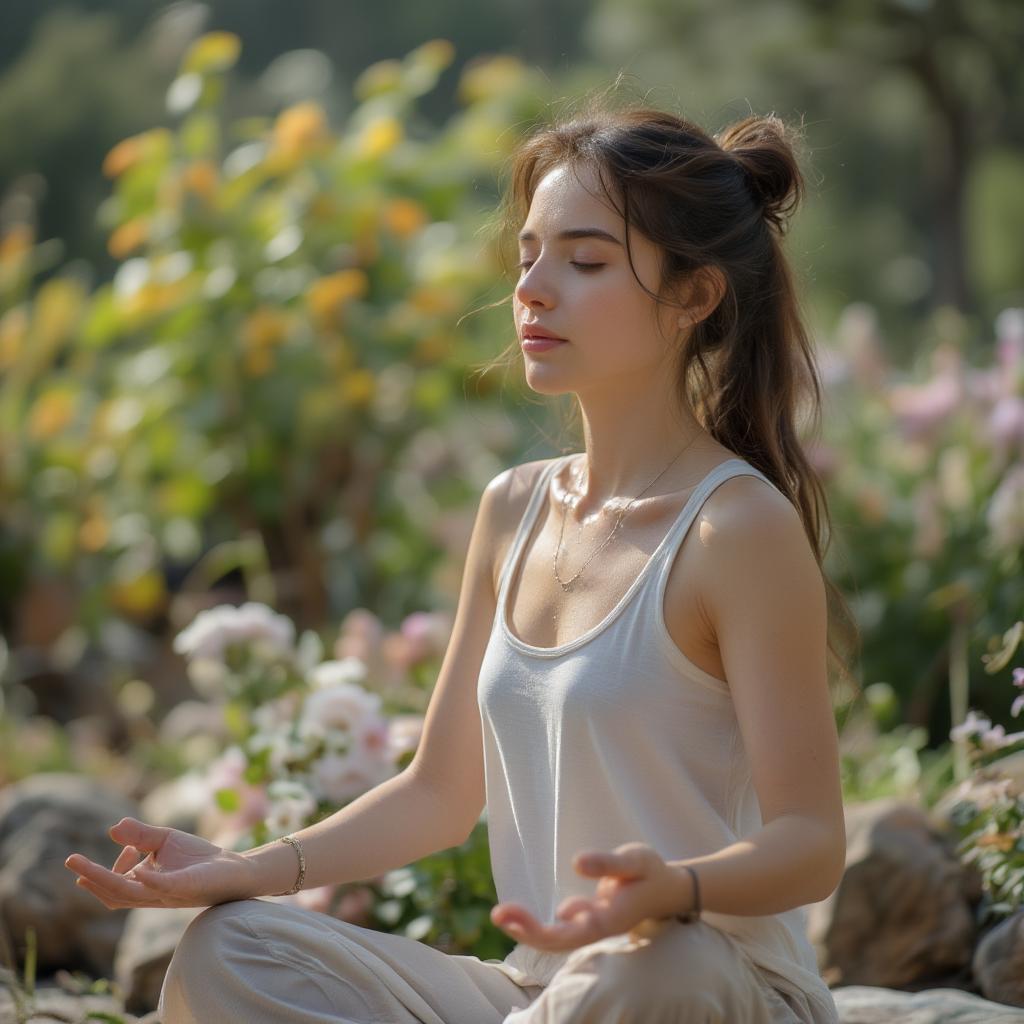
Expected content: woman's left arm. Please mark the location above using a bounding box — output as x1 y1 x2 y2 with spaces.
663 478 847 917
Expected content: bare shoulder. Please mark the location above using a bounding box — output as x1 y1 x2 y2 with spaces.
483 457 561 596
694 472 823 628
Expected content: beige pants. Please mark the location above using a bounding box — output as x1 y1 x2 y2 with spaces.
159 898 805 1023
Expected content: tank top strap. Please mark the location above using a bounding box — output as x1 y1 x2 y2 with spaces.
649 458 783 593
496 455 572 601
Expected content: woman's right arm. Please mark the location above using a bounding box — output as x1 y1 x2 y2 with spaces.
67 467 523 908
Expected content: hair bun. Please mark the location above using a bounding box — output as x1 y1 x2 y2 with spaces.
715 115 803 234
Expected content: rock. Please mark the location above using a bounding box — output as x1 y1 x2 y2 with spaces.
115 905 201 1014
0 773 138 977
832 983 1024 1022
807 798 982 988
973 909 1024 1007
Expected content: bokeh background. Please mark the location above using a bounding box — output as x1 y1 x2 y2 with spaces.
1 0 1023 1014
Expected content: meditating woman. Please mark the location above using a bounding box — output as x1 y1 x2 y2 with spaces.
66 103 857 1023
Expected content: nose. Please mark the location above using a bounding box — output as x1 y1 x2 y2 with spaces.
514 260 555 311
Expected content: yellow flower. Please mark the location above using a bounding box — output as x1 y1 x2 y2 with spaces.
382 198 427 239
0 306 28 371
458 55 526 104
29 390 76 440
343 369 375 407
108 218 149 259
242 306 290 350
182 31 241 75
243 346 275 377
306 269 369 328
355 116 402 160
108 569 167 620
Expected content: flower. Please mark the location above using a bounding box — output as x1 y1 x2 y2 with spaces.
310 750 389 804
173 602 296 662
951 710 993 742
308 658 369 690
387 714 424 762
265 780 317 836
299 681 382 744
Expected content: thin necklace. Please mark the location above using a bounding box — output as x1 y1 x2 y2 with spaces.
552 433 702 593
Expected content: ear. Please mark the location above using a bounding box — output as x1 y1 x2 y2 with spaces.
676 266 727 329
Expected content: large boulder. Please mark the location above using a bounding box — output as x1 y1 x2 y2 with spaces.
0 773 138 977
833 984 1024 1022
808 798 982 988
115 905 201 1014
972 909 1024 1008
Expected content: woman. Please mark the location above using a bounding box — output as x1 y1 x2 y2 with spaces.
66 104 858 1023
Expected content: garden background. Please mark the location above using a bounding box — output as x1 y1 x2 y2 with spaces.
1 0 1023 1018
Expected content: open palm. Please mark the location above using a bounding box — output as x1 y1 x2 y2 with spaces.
65 817 260 910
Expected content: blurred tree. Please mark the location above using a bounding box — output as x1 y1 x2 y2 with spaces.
583 0 1024 332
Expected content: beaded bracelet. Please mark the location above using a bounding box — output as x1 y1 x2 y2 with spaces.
274 835 306 896
674 864 702 924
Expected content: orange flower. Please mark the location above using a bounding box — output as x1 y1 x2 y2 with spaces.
382 198 427 239
0 223 33 267
29 390 76 440
183 160 219 202
242 307 290 350
102 136 146 178
79 513 111 552
306 269 369 328
108 218 149 259
272 102 330 163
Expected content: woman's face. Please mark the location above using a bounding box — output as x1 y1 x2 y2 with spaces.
513 162 677 397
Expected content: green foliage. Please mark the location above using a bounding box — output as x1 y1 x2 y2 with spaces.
0 35 547 636
369 821 512 960
819 306 1024 741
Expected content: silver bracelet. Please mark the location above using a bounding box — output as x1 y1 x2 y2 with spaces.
675 864 702 924
274 835 306 896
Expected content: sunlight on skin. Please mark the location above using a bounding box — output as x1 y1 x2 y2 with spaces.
490 844 689 952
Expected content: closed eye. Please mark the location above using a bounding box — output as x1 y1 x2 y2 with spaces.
516 260 605 272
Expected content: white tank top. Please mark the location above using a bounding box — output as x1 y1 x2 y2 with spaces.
477 454 839 1024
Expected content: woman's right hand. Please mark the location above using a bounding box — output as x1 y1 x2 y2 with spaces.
65 817 262 910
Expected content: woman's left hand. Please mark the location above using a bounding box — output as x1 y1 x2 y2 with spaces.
490 842 689 952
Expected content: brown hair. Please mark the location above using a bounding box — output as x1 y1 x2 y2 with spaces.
476 102 861 703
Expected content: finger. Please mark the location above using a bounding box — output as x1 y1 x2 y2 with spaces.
66 855 160 902
575 850 643 878
555 896 593 921
112 845 143 875
74 875 125 911
109 817 171 853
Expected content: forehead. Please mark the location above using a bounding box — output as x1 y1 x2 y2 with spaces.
522 163 623 232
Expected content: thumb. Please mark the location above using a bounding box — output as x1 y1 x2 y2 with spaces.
110 817 170 853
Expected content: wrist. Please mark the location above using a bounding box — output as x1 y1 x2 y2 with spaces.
669 862 701 922
243 838 305 897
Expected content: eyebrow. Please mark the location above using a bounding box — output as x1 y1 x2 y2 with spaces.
517 227 624 246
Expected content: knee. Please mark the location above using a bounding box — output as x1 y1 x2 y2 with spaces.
559 921 738 1021
160 900 265 1017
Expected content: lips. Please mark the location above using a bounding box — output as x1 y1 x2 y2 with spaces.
520 323 566 342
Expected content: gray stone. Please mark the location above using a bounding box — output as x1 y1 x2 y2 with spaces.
807 799 982 988
0 773 138 977
115 905 200 1014
833 983 1024 1022
973 909 1024 1007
